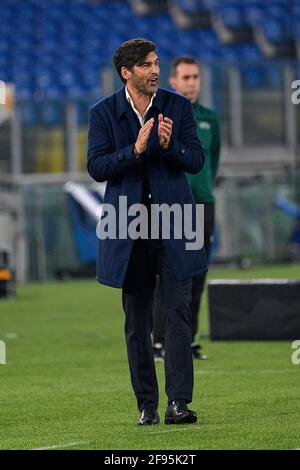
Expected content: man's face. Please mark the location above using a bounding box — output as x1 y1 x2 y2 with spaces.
122 51 160 96
169 63 201 103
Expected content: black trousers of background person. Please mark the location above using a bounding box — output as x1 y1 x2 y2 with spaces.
122 237 194 412
153 203 215 345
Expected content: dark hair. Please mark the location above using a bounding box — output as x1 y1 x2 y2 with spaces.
170 56 200 77
113 38 156 84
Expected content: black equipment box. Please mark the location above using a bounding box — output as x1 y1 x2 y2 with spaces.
208 279 300 340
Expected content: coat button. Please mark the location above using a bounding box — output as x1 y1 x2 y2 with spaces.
117 153 124 161
180 148 185 155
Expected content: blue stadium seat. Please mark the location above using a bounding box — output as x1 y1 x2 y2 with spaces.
170 0 205 14
262 17 291 43
215 4 246 30
243 3 264 27
197 48 221 64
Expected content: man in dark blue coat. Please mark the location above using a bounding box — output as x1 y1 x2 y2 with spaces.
87 39 207 425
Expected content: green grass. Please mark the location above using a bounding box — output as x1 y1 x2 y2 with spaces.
0 264 300 450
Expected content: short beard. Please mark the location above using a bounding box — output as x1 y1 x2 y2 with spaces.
131 75 156 96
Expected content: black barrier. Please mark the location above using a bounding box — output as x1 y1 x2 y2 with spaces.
208 279 300 340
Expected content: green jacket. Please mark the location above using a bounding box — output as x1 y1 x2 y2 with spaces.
187 102 221 204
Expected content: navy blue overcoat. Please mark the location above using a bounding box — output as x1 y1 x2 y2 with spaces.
87 86 207 288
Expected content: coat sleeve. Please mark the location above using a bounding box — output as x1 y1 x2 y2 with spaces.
87 106 139 182
159 99 205 174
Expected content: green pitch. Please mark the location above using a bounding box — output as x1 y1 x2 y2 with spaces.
0 264 299 450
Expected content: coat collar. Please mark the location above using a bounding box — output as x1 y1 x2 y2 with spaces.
116 86 163 120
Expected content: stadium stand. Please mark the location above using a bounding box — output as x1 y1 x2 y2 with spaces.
0 0 299 101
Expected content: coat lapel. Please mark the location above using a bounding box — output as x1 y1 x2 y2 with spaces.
116 87 140 143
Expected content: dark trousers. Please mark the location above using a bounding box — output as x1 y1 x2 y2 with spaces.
153 203 215 344
122 237 193 411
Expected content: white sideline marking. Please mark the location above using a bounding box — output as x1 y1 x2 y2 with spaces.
5 333 18 339
32 440 89 450
196 369 296 375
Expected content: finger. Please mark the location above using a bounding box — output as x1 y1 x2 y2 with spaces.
159 119 172 127
143 123 154 133
160 131 169 141
145 126 154 137
142 127 152 137
159 125 172 135
158 114 164 123
163 117 173 125
159 119 172 128
145 118 154 127
141 122 153 136
141 121 153 133
146 122 154 132
159 122 172 132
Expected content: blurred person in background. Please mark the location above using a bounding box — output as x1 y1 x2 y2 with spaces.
87 40 207 426
152 56 221 361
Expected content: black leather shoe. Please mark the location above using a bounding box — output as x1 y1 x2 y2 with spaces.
165 400 197 425
191 343 208 360
139 407 160 425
